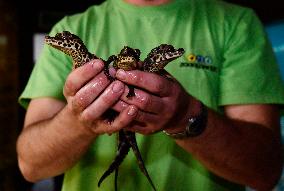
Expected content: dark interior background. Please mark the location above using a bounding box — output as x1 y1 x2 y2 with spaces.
0 0 283 190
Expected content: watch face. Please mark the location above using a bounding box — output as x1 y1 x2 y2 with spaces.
187 103 208 137
163 103 208 139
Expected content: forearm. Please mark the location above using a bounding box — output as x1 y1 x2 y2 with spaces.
175 107 283 191
17 106 97 182
113 68 283 190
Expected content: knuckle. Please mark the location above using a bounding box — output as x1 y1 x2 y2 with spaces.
101 83 124 105
139 94 151 110
64 79 75 96
164 105 175 119
81 60 103 78
154 80 165 93
141 128 154 135
101 122 116 134
130 71 143 84
66 101 77 115
71 96 85 112
81 110 93 122
135 111 144 122
101 91 116 105
110 122 121 131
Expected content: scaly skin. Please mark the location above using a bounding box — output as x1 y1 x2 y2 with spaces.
105 46 141 97
44 31 112 79
44 31 185 191
44 31 97 68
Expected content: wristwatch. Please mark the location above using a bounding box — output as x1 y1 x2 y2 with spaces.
163 103 208 139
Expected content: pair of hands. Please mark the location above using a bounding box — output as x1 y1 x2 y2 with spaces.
63 59 193 136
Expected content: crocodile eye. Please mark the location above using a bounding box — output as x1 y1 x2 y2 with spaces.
63 31 71 37
167 52 173 57
135 49 140 55
122 48 128 54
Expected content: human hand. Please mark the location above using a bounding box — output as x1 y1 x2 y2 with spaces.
113 69 197 135
63 59 138 135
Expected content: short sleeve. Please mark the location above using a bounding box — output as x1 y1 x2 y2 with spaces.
219 9 284 106
18 19 73 109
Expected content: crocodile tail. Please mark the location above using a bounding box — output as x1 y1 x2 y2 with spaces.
114 167 119 191
124 131 157 191
104 55 117 81
98 131 130 188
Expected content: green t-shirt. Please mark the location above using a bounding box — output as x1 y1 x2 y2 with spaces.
19 0 284 190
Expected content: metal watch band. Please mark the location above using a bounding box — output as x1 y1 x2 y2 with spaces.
163 103 208 139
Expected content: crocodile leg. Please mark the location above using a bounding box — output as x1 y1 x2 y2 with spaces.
124 131 157 191
126 85 135 98
98 130 157 191
114 166 119 191
98 131 131 188
104 55 117 81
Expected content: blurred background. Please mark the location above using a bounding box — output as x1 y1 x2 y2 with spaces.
0 0 283 190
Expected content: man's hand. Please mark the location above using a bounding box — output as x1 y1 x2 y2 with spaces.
63 59 138 135
113 68 196 134
17 59 138 182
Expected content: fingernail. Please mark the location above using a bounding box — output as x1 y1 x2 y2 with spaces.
112 81 123 93
127 106 137 116
116 69 126 80
91 59 104 69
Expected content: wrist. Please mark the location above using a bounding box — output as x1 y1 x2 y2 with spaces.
163 100 208 139
62 106 98 138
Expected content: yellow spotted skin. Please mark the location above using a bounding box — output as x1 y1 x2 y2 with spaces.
114 55 138 70
111 46 140 71
44 31 98 69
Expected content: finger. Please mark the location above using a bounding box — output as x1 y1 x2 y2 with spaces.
109 105 138 133
112 101 163 135
135 109 159 124
115 69 173 97
64 59 105 97
72 71 110 112
112 100 129 112
111 99 159 124
121 87 164 114
124 120 161 135
81 81 125 121
88 105 137 134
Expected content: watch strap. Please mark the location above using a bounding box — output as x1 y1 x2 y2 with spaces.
163 103 208 139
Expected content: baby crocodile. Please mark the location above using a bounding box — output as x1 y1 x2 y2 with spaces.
97 46 155 190
106 46 141 97
44 31 185 191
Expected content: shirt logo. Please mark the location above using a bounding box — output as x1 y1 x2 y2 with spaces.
180 53 218 72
